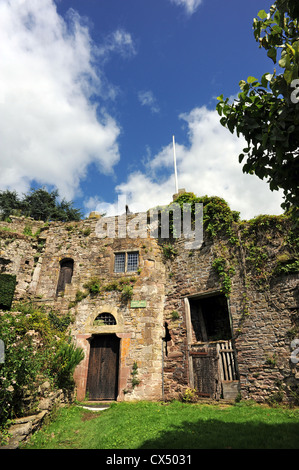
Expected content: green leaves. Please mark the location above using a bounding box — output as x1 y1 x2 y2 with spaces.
216 0 299 215
261 72 273 87
0 187 82 222
258 9 268 19
267 47 277 63
247 76 259 84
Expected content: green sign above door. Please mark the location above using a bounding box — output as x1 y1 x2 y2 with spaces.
130 300 147 308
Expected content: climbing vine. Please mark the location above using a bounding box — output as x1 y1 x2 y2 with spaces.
212 257 236 297
171 192 240 240
165 192 299 299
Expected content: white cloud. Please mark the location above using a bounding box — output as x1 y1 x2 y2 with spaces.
0 0 135 199
89 106 284 220
97 28 137 61
169 0 203 15
138 90 160 114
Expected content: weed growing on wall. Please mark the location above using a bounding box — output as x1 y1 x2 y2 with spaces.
131 361 140 388
68 277 137 310
162 243 178 259
121 284 133 301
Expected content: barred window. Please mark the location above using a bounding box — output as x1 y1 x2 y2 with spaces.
114 253 125 273
94 313 116 326
127 252 139 272
114 251 139 273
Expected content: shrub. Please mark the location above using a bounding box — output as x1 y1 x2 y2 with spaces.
180 388 198 403
23 225 34 237
162 243 177 259
48 312 73 332
0 304 83 429
104 280 121 292
82 227 91 237
84 278 101 295
50 341 84 389
121 285 133 301
171 310 180 320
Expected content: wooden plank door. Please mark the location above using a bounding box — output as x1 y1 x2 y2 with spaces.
86 335 120 400
190 346 221 399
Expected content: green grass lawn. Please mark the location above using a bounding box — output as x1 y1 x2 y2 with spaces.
24 401 299 449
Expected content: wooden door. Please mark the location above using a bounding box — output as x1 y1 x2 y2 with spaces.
86 335 120 400
190 346 220 399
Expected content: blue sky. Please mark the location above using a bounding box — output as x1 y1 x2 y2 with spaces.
0 0 284 219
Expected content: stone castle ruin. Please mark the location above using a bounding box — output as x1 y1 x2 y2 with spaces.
0 191 298 405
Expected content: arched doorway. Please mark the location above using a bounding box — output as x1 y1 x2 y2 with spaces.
86 334 120 400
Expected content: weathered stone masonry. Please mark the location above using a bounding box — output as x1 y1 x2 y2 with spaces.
0 202 298 404
162 235 299 403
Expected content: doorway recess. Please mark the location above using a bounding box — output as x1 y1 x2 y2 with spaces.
86 334 120 401
185 293 239 400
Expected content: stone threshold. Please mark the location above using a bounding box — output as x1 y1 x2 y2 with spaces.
77 401 112 411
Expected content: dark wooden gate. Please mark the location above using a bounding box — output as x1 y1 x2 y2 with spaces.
191 347 219 398
86 335 120 400
190 341 239 399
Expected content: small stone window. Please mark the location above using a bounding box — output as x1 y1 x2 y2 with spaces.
93 313 117 326
114 251 139 273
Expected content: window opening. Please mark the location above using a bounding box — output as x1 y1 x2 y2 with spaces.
189 294 231 342
114 253 126 273
94 313 117 326
0 258 11 274
127 252 139 272
56 258 74 295
114 252 139 273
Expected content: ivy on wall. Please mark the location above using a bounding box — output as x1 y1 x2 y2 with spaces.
167 192 299 297
0 274 16 310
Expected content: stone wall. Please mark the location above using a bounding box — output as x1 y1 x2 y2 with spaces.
0 208 298 406
1 381 70 449
0 219 46 301
161 225 299 403
235 275 298 402
4 215 167 402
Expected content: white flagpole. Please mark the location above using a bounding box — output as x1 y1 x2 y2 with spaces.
172 135 178 194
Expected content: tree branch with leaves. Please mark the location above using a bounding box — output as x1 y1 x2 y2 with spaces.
216 0 299 217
